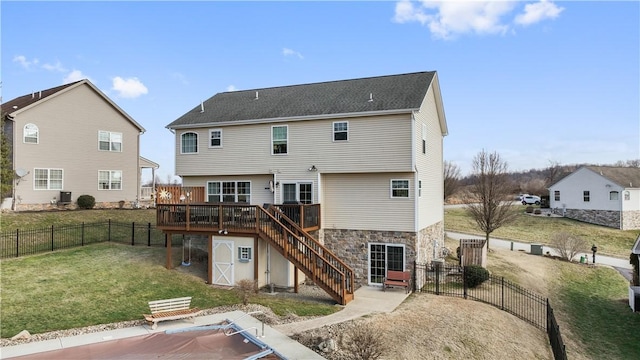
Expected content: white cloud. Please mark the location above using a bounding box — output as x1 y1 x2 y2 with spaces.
226 85 238 92
283 48 304 59
111 76 148 98
515 0 564 26
13 55 39 69
63 70 91 84
42 60 67 73
394 1 563 39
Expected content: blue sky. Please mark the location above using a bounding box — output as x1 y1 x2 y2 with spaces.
2 1 639 181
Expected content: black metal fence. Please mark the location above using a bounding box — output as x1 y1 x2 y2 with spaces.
0 220 180 259
414 262 567 360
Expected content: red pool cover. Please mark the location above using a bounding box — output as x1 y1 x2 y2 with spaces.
11 329 280 359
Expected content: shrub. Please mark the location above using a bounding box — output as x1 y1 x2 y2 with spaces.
76 195 95 209
550 232 588 262
464 265 489 288
525 206 534 213
340 321 388 360
235 279 257 305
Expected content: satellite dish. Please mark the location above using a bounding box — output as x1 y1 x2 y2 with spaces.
15 168 28 178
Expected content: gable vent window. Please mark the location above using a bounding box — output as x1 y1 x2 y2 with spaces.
24 123 39 144
333 121 348 141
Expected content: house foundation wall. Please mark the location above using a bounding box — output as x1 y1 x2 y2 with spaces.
416 221 444 264
13 201 137 212
553 208 621 229
622 210 640 230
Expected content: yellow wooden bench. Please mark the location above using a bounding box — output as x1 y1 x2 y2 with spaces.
143 296 202 329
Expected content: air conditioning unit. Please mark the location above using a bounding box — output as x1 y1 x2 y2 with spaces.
59 191 72 204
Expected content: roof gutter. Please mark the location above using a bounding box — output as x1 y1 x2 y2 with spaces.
166 108 420 130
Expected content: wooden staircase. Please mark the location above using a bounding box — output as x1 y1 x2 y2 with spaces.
257 206 355 305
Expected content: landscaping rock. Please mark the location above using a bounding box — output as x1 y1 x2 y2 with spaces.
11 330 31 341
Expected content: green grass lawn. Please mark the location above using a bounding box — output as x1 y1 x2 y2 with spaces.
445 206 640 258
1 209 157 230
549 262 640 359
0 243 337 338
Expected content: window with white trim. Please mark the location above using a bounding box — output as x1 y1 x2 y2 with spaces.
34 168 63 190
583 191 590 202
207 181 251 203
98 170 122 190
333 121 348 141
24 124 39 144
272 125 288 154
181 132 198 153
609 191 619 200
419 180 422 197
391 180 409 198
238 246 252 262
554 191 560 201
209 129 222 148
98 131 122 152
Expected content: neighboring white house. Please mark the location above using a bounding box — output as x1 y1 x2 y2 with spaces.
548 166 640 230
164 71 448 292
1 80 156 210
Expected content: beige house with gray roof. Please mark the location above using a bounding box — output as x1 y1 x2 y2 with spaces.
549 166 640 230
1 80 156 210
160 71 448 302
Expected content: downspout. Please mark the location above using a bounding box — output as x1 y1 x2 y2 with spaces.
411 111 418 233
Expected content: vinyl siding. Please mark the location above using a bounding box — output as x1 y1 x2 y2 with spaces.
414 85 445 229
549 167 623 211
11 84 140 205
322 173 414 232
174 113 413 177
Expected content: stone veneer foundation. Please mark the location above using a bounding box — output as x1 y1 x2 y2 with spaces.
320 221 444 288
552 208 640 230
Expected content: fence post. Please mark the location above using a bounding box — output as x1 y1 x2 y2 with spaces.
16 229 19 258
147 223 151 247
501 277 505 310
435 263 440 295
51 225 54 252
463 266 468 299
131 222 135 246
412 261 416 293
164 233 168 248
82 222 85 246
108 219 111 242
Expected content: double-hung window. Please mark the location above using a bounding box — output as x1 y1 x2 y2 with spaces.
421 124 427 154
391 180 409 198
34 168 63 190
98 131 122 152
333 121 348 141
24 124 39 144
272 125 288 155
583 191 590 202
209 129 222 148
98 170 122 190
554 191 560 201
207 181 251 203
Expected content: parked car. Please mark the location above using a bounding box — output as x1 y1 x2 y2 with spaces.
522 195 541 205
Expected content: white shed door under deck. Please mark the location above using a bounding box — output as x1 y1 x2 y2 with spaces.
212 240 234 286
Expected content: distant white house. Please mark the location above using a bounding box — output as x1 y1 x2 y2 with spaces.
548 166 640 230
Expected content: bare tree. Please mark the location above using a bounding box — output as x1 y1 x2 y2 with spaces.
550 232 588 262
444 160 461 201
464 150 517 249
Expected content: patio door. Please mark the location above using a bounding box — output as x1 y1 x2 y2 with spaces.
368 243 405 286
212 240 234 286
282 182 313 204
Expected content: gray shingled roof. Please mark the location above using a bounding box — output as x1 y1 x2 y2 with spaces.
167 71 436 128
587 166 640 188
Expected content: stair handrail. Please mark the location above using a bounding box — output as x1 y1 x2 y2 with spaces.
256 206 350 303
